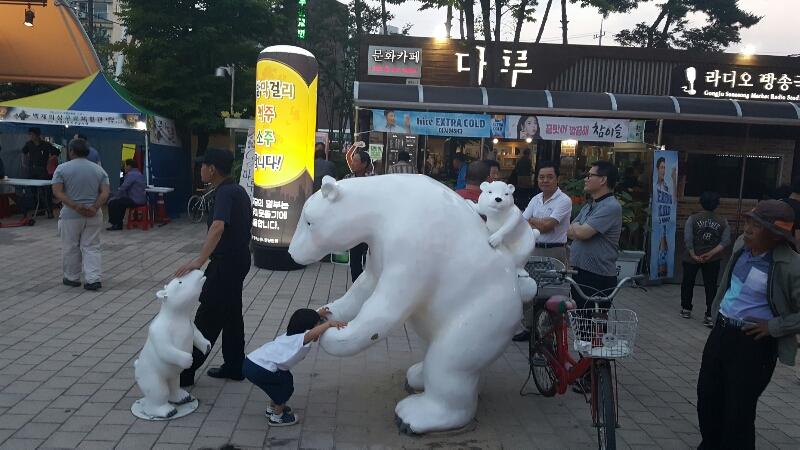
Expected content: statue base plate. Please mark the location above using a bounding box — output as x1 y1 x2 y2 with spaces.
131 398 199 421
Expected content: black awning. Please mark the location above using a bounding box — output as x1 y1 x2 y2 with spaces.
353 81 800 126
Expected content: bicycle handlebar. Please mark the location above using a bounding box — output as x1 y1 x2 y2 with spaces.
538 271 645 303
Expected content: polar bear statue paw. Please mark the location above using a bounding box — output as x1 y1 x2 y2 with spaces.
169 389 193 405
148 404 178 419
395 394 473 434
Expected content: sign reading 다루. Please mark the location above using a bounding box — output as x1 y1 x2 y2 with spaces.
455 45 533 87
490 115 637 142
650 151 678 280
368 46 422 78
251 46 317 266
372 109 490 137
671 65 800 101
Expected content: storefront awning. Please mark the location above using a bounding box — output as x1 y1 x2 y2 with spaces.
354 82 800 127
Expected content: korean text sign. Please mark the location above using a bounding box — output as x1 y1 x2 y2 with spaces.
252 47 317 250
491 115 633 142
372 109 491 138
650 151 678 280
367 46 422 78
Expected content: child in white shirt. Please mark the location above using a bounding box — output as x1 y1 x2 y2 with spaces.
243 307 345 426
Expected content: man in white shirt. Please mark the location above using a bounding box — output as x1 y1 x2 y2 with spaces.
513 161 573 342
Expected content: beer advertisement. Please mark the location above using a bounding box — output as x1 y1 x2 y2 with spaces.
650 151 678 280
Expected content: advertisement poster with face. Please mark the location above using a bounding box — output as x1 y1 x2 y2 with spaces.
650 151 678 280
372 110 491 137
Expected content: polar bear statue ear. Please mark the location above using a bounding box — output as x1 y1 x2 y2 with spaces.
479 182 490 192
506 184 516 194
156 289 168 301
320 176 340 201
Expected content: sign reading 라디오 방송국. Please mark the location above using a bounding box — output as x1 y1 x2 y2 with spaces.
367 46 422 78
251 46 317 269
671 65 800 101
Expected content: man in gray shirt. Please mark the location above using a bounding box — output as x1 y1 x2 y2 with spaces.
52 138 110 290
568 160 622 303
567 160 622 393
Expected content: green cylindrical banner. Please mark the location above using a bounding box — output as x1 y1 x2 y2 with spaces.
251 45 318 270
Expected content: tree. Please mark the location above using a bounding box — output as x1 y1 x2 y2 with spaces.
512 0 538 44
533 0 634 44
615 0 761 51
114 0 278 139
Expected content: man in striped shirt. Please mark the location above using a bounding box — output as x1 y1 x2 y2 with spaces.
387 151 417 174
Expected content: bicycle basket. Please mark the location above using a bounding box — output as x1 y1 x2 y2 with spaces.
567 308 638 359
524 256 570 299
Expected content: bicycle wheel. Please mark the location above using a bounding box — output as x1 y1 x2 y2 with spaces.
530 310 558 397
594 361 616 450
187 195 204 223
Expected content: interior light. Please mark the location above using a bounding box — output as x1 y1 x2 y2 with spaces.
563 139 578 146
525 137 533 143
24 5 34 27
492 138 499 144
135 121 147 131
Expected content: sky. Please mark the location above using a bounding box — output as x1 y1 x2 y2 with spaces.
387 0 799 56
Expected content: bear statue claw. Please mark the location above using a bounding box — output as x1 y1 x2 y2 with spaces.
395 415 418 436
169 394 194 406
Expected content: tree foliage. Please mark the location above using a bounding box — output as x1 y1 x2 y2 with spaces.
614 0 761 51
114 0 278 134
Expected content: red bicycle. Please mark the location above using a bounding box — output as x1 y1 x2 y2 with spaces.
526 270 642 450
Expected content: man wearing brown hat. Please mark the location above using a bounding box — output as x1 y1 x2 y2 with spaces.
697 200 800 450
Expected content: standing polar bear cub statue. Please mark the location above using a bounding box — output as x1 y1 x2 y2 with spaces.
289 175 528 434
133 270 210 419
472 180 539 302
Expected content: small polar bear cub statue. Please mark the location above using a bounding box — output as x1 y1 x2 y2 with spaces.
473 180 539 300
134 270 211 419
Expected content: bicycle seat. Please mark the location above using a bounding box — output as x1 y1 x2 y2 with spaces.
545 295 576 313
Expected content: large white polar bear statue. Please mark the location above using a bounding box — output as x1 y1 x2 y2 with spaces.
288 175 524 434
133 270 211 419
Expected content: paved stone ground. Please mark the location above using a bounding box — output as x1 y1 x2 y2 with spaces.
1 218 800 449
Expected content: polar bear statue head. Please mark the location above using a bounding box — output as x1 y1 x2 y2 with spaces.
476 181 515 216
289 176 367 265
156 270 206 312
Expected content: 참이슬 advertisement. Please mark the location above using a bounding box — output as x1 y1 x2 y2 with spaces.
650 151 678 280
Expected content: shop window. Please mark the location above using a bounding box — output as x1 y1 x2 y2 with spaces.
684 154 781 199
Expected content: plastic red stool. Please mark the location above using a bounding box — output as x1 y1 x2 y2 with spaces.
127 205 151 230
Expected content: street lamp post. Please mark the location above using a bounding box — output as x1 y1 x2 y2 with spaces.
215 65 236 153
215 65 235 115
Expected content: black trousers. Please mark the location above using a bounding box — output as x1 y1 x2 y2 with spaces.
349 243 368 283
180 253 251 385
680 260 721 315
697 319 778 450
572 267 618 309
107 197 139 226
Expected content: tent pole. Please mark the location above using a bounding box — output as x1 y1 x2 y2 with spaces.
144 132 150 185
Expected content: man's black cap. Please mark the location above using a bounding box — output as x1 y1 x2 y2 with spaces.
195 148 233 174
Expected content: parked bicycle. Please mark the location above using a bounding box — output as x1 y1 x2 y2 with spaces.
186 185 215 223
524 269 643 450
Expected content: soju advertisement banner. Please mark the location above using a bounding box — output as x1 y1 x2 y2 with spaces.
650 151 678 280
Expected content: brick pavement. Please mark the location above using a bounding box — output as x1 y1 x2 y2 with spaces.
1 218 799 449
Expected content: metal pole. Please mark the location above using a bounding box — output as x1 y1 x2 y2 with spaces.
229 66 235 115
87 0 94 43
144 131 150 186
656 119 664 147
734 125 750 237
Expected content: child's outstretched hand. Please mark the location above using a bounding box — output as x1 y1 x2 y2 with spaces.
326 320 347 330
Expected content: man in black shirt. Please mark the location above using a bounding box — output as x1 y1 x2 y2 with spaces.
177 148 252 386
21 127 56 218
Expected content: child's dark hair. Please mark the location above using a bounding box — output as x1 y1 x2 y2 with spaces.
287 308 321 336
